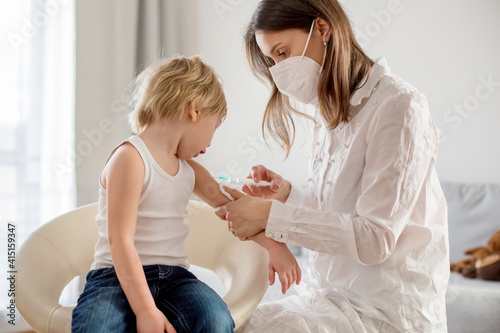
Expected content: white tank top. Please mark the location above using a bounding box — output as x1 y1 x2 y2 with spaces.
91 135 195 270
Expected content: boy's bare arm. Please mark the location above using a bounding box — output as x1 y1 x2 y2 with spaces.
188 159 282 250
106 145 172 330
106 145 153 313
187 159 232 208
187 159 301 292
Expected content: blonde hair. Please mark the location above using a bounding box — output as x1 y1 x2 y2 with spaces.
129 55 227 134
244 0 372 156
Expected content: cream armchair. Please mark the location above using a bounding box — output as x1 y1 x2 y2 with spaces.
16 200 268 332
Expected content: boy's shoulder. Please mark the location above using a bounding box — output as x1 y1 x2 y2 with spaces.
106 141 144 172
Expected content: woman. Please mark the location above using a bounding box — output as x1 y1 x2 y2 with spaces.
215 0 449 332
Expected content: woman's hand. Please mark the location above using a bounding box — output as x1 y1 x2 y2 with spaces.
215 187 272 239
242 165 291 203
136 307 176 333
267 242 302 294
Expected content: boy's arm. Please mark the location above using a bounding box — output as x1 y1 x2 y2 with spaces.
105 144 174 332
187 159 301 293
187 159 231 208
249 232 302 293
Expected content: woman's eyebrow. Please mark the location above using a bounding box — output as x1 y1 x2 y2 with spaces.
269 42 282 56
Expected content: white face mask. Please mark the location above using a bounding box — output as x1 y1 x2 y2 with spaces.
269 19 327 105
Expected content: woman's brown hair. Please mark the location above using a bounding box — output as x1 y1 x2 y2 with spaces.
244 0 372 156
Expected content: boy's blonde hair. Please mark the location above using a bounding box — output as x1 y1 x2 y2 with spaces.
129 55 227 134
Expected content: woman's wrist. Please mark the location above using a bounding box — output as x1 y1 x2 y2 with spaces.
279 180 292 203
260 200 273 230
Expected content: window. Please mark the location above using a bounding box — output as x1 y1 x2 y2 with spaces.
0 0 76 329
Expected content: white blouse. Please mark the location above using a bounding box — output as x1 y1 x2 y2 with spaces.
266 58 449 332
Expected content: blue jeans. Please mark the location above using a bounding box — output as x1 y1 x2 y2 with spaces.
71 265 234 333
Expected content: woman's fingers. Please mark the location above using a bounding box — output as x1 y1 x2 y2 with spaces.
216 192 269 237
250 164 276 183
263 167 275 182
249 165 288 198
231 219 255 239
250 185 264 197
249 165 263 182
271 179 281 192
241 184 262 198
214 205 228 220
222 185 245 200
241 184 252 195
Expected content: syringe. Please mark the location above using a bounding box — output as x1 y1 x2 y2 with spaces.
215 176 274 187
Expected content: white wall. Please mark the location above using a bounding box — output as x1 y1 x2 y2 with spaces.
187 0 317 185
344 0 500 183
179 0 500 186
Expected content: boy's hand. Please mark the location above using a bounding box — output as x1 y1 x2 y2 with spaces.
267 242 302 294
137 308 176 333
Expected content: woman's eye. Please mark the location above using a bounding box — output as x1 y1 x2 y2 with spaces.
278 50 288 58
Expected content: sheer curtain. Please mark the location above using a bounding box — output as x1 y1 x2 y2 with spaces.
0 0 75 330
75 0 182 205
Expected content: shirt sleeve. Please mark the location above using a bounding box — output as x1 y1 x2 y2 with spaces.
266 91 438 265
285 182 313 209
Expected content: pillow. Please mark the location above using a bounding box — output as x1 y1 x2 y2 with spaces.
441 182 500 262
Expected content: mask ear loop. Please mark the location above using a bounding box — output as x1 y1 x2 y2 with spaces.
301 19 317 59
319 41 328 73
303 19 328 73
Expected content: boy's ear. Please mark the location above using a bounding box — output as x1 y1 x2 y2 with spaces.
187 100 200 122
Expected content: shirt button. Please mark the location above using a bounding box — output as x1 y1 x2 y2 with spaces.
313 197 318 202
373 87 377 92
314 142 320 146
268 232 274 238
340 158 344 163
307 178 312 182
326 181 332 185
344 144 349 149
320 201 325 207
316 123 322 128
315 158 323 163
329 158 335 164
372 100 378 105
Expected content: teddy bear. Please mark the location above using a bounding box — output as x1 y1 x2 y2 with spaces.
450 230 500 281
